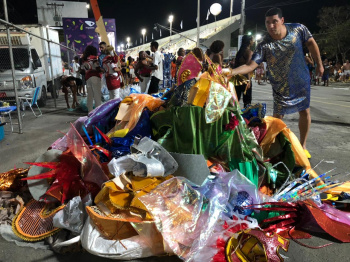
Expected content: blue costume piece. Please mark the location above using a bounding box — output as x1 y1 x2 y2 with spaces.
252 23 312 115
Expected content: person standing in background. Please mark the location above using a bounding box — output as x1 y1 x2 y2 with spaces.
148 41 163 94
82 45 102 112
234 35 254 108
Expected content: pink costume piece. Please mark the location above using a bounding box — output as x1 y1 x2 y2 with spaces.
177 52 203 86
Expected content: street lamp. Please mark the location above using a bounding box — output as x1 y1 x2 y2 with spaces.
86 3 90 9
210 3 222 22
141 28 146 44
255 33 262 47
168 15 174 38
126 37 130 48
121 43 124 52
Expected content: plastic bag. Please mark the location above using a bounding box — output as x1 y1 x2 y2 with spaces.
139 177 228 261
80 217 164 260
53 195 92 234
108 137 178 177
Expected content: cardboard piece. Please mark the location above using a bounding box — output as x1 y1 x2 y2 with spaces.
170 152 211 186
115 103 132 121
27 149 62 200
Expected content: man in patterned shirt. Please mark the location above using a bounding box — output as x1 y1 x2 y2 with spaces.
229 7 324 158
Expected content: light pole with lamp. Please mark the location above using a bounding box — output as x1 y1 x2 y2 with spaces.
210 3 222 22
121 43 124 52
210 3 222 32
141 28 146 44
168 15 174 39
126 37 130 48
255 34 262 47
230 0 234 18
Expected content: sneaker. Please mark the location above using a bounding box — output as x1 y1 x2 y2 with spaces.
304 149 311 159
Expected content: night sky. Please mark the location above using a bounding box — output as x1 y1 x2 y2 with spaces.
3 0 349 46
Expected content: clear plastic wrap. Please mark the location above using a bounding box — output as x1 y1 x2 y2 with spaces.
205 81 232 124
139 176 228 261
139 170 262 261
124 93 165 132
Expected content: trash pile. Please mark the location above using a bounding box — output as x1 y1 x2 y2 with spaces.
1 54 350 262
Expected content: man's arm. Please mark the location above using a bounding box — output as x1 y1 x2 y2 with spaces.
229 60 259 77
306 38 324 76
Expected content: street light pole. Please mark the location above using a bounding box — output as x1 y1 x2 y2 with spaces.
126 37 130 49
239 0 245 35
141 29 146 44
230 0 234 18
196 0 200 47
168 15 174 40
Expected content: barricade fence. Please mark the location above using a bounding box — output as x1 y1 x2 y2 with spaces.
0 18 76 134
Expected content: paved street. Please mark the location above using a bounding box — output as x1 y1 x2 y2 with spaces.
0 81 350 262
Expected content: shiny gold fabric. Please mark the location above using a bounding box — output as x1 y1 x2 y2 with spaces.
94 174 173 220
0 168 28 191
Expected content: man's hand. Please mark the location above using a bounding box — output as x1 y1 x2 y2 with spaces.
316 64 324 77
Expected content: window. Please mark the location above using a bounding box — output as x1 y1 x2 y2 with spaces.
0 48 29 70
31 49 42 68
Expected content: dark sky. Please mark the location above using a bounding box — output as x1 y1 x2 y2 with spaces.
3 0 349 46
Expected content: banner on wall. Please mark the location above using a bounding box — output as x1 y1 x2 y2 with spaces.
62 18 117 55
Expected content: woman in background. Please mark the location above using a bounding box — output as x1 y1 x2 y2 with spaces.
234 35 253 108
102 45 123 100
134 51 153 93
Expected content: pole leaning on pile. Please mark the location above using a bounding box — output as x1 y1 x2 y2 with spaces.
90 0 110 45
3 0 23 133
239 0 245 35
196 0 200 47
46 26 56 108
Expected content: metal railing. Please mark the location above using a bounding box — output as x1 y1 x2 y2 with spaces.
0 0 76 134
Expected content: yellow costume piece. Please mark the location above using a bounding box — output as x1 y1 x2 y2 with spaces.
107 128 129 138
190 76 211 107
95 174 173 220
260 117 318 179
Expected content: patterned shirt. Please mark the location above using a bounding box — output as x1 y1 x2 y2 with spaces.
252 23 312 115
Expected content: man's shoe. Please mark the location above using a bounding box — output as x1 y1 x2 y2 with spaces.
304 149 311 159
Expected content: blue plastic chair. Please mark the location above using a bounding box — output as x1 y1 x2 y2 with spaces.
18 87 42 117
0 105 17 132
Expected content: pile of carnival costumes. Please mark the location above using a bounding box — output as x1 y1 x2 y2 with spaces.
2 50 350 262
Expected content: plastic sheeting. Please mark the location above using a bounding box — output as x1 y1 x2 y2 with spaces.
139 170 260 262
80 217 164 260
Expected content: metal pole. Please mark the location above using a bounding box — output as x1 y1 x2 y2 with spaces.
0 18 75 51
3 0 22 133
230 0 234 18
196 0 200 47
239 0 245 35
66 34 70 72
170 21 172 40
46 27 57 108
143 35 145 44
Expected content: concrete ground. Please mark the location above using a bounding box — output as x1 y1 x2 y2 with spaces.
0 81 350 261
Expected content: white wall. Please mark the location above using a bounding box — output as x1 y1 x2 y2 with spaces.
36 0 88 26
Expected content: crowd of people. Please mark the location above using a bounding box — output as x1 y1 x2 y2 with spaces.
306 56 350 86
59 7 350 160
